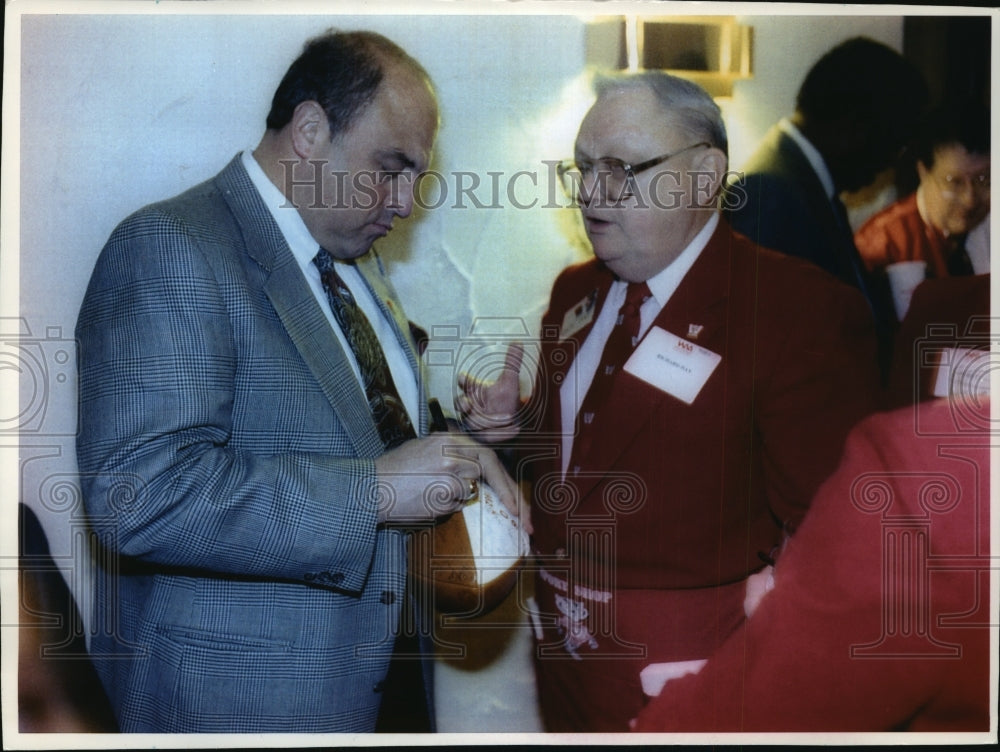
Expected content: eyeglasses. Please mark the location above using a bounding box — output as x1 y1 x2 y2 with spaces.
931 171 991 199
556 142 710 204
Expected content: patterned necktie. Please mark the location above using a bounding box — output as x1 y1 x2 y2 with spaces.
313 248 416 449
569 281 651 473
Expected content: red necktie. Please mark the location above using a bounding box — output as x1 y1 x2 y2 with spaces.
569 281 651 472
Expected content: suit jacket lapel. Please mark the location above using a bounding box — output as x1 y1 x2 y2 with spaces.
775 132 863 282
214 155 385 458
543 268 615 447
774 130 832 216
354 251 430 434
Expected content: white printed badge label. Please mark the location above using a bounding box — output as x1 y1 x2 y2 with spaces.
932 346 991 399
624 326 721 405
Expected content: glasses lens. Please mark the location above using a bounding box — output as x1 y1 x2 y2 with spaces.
557 161 583 201
601 161 630 201
558 160 632 203
939 174 992 198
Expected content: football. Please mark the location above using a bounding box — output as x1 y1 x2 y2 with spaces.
409 481 530 616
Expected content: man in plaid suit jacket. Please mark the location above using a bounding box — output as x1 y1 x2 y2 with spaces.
75 30 519 733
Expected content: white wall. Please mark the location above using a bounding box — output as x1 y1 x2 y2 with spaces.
726 14 904 170
6 5 921 736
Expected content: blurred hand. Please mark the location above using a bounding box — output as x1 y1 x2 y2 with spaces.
743 565 775 618
456 342 524 443
374 431 527 530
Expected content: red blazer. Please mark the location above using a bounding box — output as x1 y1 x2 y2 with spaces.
633 399 992 732
524 219 880 731
854 192 954 279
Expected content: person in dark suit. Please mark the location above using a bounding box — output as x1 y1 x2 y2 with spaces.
75 29 521 733
724 37 928 377
458 70 880 732
632 397 991 733
726 37 928 288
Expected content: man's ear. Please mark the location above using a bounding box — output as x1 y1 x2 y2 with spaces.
916 159 930 183
692 147 729 205
289 100 328 159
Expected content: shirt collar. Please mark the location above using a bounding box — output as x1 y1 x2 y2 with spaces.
779 118 836 201
241 150 321 266
645 212 719 307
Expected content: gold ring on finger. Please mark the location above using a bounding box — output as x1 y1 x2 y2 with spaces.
466 478 479 501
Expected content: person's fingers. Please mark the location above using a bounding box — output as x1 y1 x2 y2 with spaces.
503 342 525 381
434 434 484 498
476 447 519 514
457 342 523 406
433 437 530 532
454 391 472 414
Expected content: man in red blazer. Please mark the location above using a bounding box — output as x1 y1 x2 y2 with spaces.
459 70 879 731
632 397 992 733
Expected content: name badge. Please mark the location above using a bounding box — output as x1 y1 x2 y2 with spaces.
624 326 721 405
932 346 991 399
559 290 598 342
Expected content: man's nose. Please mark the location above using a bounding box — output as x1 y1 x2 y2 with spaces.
387 180 415 218
578 171 602 206
955 181 980 210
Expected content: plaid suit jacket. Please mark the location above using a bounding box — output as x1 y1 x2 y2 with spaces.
75 155 429 732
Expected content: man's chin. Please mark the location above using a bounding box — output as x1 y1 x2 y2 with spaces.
944 217 982 237
591 248 620 269
594 253 628 278
325 243 373 261
588 238 620 260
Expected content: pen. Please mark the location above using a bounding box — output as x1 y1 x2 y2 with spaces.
428 398 449 433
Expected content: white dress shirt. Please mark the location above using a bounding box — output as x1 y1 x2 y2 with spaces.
241 150 421 431
965 213 990 274
559 212 720 474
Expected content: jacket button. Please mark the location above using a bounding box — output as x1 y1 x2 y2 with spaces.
380 591 396 605
329 572 344 585
373 680 385 693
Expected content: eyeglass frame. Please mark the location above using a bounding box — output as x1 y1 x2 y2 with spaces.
928 170 991 200
556 141 712 203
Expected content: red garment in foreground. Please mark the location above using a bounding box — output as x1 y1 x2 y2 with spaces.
633 398 991 732
884 274 990 410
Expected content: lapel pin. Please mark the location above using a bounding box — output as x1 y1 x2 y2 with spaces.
687 324 704 340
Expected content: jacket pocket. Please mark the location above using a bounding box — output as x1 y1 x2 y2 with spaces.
156 625 292 653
